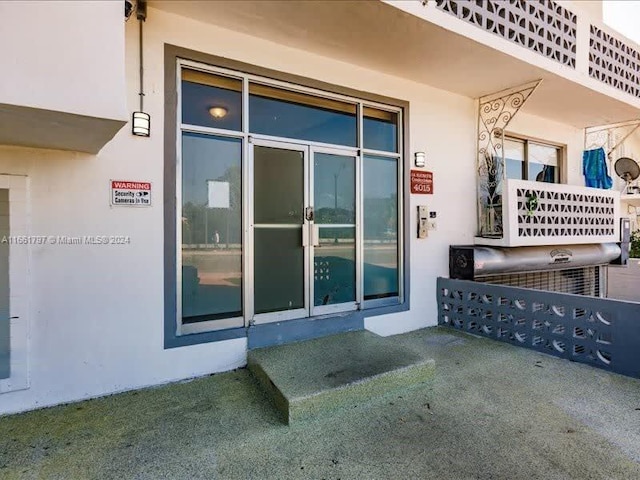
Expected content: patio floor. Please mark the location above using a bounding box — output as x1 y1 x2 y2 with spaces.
1 327 640 479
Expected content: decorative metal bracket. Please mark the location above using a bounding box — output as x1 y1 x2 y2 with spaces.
584 120 640 159
477 80 541 237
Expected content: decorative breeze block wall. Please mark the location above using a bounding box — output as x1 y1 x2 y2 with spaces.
589 25 640 99
438 278 640 379
435 0 577 68
515 187 616 239
477 180 620 247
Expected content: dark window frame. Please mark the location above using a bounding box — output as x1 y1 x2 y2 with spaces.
164 44 411 349
504 135 564 183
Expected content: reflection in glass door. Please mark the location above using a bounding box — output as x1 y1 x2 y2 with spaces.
252 143 308 322
310 150 358 315
180 133 244 333
250 141 359 323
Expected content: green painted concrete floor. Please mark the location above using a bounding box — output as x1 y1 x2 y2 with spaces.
2 327 640 479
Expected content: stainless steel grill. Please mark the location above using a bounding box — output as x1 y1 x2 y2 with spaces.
477 266 601 297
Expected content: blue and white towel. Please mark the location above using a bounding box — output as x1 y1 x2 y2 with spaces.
582 148 613 189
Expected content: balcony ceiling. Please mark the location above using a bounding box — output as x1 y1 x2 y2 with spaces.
0 103 125 154
151 0 640 128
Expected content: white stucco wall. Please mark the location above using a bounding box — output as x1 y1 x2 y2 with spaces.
617 132 640 230
0 1 126 121
561 0 602 23
0 6 612 415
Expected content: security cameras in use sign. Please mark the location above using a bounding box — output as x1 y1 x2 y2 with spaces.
110 180 152 206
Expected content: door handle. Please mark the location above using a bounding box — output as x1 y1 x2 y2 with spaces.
305 207 314 221
302 225 319 247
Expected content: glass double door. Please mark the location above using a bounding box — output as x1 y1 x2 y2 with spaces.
250 139 358 324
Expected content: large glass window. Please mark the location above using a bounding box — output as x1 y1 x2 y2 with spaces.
249 83 357 147
504 137 560 183
175 61 404 334
181 133 243 323
363 155 399 300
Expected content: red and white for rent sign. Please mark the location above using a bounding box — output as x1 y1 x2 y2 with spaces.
110 180 152 206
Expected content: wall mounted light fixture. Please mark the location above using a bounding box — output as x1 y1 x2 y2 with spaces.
132 1 150 137
415 151 426 168
132 111 151 136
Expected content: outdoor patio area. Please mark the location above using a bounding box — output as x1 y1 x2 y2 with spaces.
1 327 639 479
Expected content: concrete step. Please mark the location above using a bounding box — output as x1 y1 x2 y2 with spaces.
248 330 435 424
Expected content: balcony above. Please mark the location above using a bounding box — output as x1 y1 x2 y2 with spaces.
0 1 127 153
422 0 640 105
381 0 640 127
151 1 640 128
476 180 620 247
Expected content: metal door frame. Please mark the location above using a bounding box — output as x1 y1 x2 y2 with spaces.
249 138 310 325
248 138 361 324
309 145 360 316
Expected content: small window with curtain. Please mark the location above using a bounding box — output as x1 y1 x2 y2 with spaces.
504 137 561 183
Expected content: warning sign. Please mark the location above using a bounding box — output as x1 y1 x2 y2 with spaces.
110 180 152 206
410 170 433 194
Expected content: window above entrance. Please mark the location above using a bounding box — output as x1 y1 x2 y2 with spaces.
363 107 398 153
182 70 242 131
249 83 357 147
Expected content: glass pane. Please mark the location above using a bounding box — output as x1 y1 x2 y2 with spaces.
529 164 557 183
181 133 242 322
363 107 398 152
529 142 559 165
504 138 524 180
529 142 559 183
181 70 242 131
314 227 355 306
255 228 304 314
314 153 355 224
363 155 399 300
254 146 304 224
506 159 524 180
249 83 357 147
